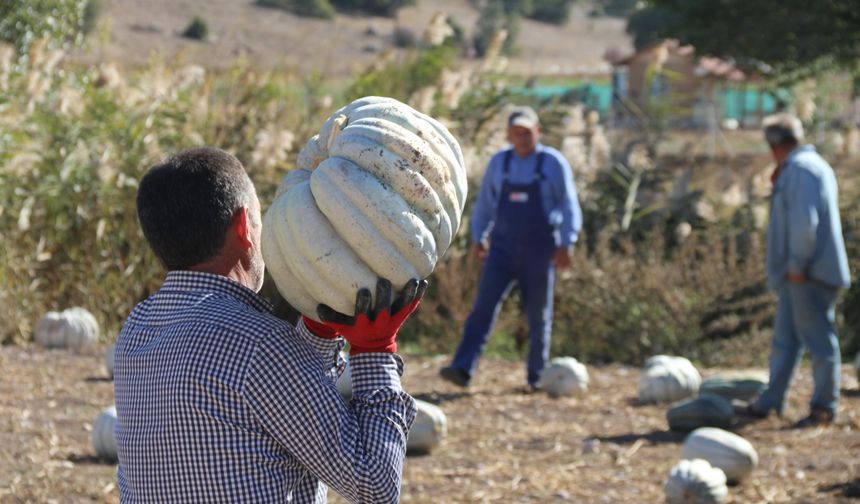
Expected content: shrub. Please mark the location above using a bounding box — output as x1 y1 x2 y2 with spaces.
526 0 572 24
182 16 209 41
331 0 416 17
255 0 336 19
473 0 520 57
391 26 417 48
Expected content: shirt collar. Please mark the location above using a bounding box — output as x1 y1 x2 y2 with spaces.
784 144 814 164
161 270 274 314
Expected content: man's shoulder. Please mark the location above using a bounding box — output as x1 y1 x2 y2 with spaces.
124 288 292 342
538 145 571 171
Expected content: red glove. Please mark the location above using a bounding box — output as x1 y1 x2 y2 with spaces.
316 278 428 355
300 315 340 339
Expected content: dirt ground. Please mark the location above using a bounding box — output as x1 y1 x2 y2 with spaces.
71 0 630 77
1 345 858 503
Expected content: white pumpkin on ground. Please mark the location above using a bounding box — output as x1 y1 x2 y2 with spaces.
406 399 447 454
92 405 118 463
666 394 733 432
106 344 116 379
262 96 467 319
539 356 589 398
665 458 728 503
34 307 99 349
682 427 758 484
637 355 701 404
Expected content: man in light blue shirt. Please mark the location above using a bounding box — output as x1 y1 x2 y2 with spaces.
745 114 851 427
440 106 582 390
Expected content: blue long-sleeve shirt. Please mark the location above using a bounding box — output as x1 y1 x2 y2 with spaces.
766 145 851 290
470 144 582 249
114 271 416 503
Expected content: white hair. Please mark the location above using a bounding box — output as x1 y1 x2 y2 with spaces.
763 113 804 146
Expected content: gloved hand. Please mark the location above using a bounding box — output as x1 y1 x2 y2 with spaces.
316 278 428 355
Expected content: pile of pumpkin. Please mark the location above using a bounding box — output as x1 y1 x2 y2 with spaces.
638 355 765 504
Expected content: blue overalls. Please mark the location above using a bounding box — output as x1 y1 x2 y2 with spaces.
451 151 557 386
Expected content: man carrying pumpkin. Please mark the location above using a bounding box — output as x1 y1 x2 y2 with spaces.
114 147 424 503
440 106 583 392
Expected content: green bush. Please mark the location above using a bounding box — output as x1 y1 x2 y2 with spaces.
255 0 336 19
182 16 209 41
331 0 415 16
473 0 521 57
525 0 572 24
345 45 455 102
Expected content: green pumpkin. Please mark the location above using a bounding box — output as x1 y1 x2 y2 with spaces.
667 394 733 432
699 372 767 402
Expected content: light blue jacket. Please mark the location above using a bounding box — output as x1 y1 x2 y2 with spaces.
470 144 582 249
766 145 851 290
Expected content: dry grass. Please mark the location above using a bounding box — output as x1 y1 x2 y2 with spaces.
1 344 858 503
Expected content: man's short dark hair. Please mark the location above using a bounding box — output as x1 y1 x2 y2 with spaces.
763 113 804 147
137 147 253 271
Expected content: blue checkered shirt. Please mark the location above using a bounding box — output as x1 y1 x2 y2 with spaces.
114 271 416 503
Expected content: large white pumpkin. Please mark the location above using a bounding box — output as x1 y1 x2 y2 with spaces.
665 458 728 504
406 399 447 455
539 356 589 398
92 405 118 463
682 427 758 484
34 307 99 349
262 96 467 319
637 355 701 404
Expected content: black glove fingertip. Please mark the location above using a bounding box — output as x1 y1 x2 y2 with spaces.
415 279 429 301
355 288 372 316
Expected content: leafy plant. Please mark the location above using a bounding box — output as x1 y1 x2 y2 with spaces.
182 16 209 41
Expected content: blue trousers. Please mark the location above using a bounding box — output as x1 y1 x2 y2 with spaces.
754 281 841 416
451 245 555 386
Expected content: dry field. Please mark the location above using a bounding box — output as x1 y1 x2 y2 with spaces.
1 345 858 503
71 0 631 77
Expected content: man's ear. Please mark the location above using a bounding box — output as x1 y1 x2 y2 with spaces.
232 207 253 249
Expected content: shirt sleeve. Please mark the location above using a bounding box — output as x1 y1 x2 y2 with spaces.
550 152 582 249
296 317 347 382
243 329 416 504
470 154 501 245
786 168 821 275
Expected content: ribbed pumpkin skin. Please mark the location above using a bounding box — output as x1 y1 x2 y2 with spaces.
263 96 467 319
406 399 447 455
666 394 733 432
34 307 99 350
665 458 728 504
539 356 589 398
682 427 758 484
637 355 701 404
92 405 118 463
699 372 767 402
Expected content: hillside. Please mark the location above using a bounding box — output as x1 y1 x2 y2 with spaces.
71 0 632 77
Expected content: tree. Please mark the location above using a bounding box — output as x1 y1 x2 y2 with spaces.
627 0 860 84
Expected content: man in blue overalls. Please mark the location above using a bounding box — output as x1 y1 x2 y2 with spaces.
440 106 583 391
